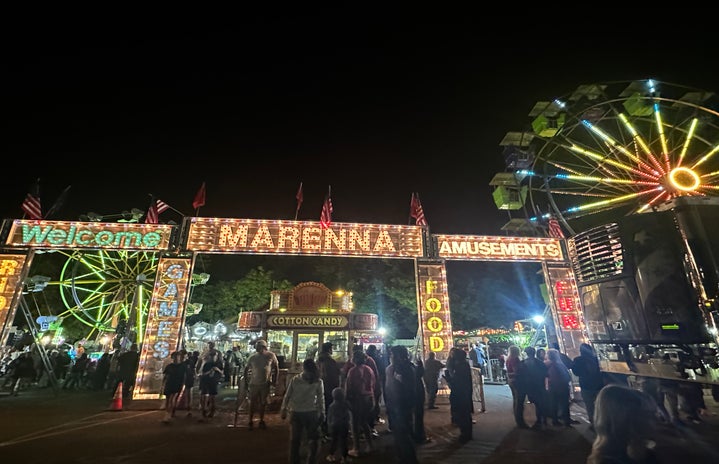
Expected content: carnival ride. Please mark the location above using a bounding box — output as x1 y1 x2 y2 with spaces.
51 249 159 342
494 79 719 237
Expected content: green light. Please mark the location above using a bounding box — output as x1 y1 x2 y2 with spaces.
660 324 680 330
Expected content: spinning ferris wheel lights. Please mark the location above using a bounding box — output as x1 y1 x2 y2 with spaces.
693 144 719 169
498 80 719 236
679 118 699 165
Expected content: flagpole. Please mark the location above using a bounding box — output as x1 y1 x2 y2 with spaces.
408 193 414 225
146 194 186 217
294 181 303 221
169 206 186 217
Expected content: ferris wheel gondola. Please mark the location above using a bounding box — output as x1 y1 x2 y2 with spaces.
494 80 719 237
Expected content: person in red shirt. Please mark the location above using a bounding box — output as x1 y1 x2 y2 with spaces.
344 350 376 457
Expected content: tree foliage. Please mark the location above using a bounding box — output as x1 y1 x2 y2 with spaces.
189 266 293 324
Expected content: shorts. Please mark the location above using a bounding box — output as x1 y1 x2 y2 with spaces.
199 376 219 396
248 383 270 406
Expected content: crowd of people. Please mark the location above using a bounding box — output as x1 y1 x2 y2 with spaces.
6 337 718 463
0 341 142 397
275 341 491 464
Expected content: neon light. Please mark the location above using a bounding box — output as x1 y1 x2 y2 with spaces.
558 174 654 186
5 221 173 251
692 144 719 169
186 218 424 258
417 263 453 361
582 119 651 169
654 103 670 171
134 257 192 400
566 144 660 181
636 190 668 213
567 188 660 213
0 255 28 347
678 118 699 166
618 113 665 174
435 235 564 262
669 167 701 192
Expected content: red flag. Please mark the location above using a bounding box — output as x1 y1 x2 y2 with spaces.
410 192 428 226
320 190 333 229
145 198 159 224
547 217 565 239
21 179 42 220
192 182 206 210
295 182 303 219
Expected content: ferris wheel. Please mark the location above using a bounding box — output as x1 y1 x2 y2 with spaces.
51 249 160 342
495 79 719 236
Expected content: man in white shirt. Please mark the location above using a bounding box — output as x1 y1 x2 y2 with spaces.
243 339 279 430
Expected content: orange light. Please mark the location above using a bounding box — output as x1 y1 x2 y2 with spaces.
669 167 700 192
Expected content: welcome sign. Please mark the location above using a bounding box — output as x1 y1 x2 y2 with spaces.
5 220 174 251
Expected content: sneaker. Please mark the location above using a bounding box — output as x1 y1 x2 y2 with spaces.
348 449 360 457
258 420 267 429
370 428 379 437
326 455 337 462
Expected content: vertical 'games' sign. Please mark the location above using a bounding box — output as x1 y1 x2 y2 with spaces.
416 261 453 362
133 257 192 399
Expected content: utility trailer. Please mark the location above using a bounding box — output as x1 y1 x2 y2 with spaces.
568 197 719 386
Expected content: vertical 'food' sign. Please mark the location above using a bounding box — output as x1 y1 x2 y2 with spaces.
416 261 454 362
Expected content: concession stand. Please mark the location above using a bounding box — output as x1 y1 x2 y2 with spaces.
237 281 380 395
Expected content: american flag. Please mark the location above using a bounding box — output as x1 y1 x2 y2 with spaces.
410 192 428 226
320 192 333 229
547 217 565 239
145 197 171 224
145 200 159 224
156 199 170 214
21 180 42 220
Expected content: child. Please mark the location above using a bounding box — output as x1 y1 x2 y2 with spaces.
161 351 187 423
326 387 352 463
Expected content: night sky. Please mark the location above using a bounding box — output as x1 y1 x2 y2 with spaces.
4 13 718 331
5 16 717 236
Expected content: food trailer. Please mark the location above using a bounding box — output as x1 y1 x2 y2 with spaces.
237 282 380 396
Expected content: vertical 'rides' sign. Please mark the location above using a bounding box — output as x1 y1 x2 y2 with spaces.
0 254 29 347
416 262 453 362
134 257 192 400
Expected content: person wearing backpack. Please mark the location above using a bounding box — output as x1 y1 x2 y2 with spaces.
546 348 572 427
